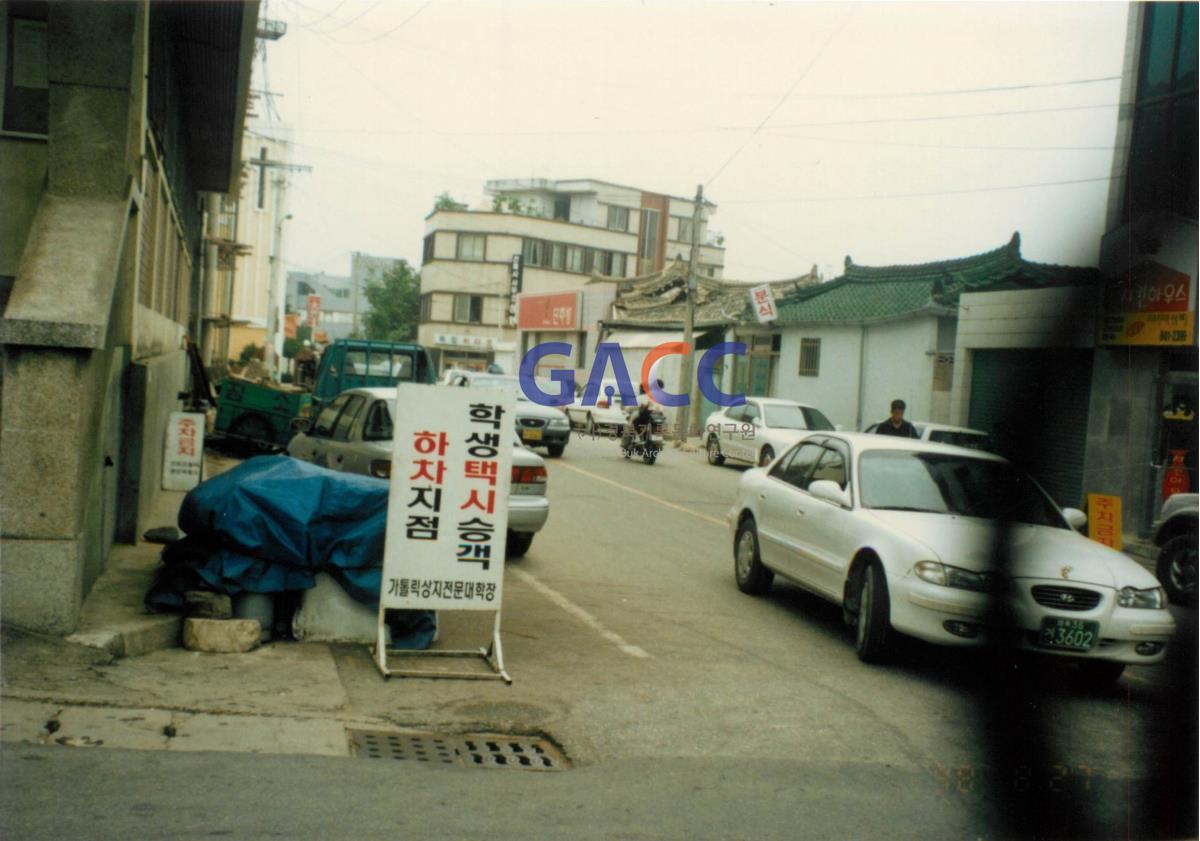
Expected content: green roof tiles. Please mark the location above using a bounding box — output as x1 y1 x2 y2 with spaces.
774 233 1097 325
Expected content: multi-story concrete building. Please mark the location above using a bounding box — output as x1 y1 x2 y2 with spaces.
350 251 404 336
417 178 725 374
0 0 258 633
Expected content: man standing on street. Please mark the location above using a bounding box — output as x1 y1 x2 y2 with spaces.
874 399 919 438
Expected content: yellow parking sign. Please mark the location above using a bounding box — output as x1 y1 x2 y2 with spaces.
1086 494 1122 550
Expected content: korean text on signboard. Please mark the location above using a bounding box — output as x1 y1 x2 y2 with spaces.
306 294 321 328
749 284 777 323
1099 261 1195 347
162 411 205 491
517 292 579 331
507 255 524 326
381 384 515 611
1086 493 1122 550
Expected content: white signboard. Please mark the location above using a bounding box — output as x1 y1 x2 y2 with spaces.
162 412 205 491
749 284 778 323
381 384 515 611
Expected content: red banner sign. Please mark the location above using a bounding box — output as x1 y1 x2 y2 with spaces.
517 292 579 331
1100 261 1195 346
306 294 321 328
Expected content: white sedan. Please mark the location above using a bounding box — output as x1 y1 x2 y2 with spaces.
705 397 836 467
287 387 549 558
727 433 1175 684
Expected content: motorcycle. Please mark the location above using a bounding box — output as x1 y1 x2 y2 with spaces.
620 404 665 465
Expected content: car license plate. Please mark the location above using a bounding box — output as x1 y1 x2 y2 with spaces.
522 428 543 441
1036 617 1099 652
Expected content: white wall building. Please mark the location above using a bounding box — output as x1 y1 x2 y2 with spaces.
417 178 724 374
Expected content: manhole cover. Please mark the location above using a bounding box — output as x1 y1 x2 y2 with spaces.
345 730 568 771
348 731 457 765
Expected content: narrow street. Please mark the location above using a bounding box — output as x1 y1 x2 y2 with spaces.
3 433 1186 839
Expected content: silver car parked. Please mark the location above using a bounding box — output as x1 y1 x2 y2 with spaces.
286 387 549 558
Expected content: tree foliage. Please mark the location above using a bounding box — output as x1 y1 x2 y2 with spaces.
491 195 539 216
363 260 421 343
432 191 467 212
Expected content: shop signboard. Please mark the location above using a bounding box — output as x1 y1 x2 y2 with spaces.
749 284 777 323
1086 493 1122 550
1099 261 1195 347
517 292 579 331
162 412 205 491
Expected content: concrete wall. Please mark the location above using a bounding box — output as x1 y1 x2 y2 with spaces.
0 139 48 277
950 287 1098 426
776 318 936 431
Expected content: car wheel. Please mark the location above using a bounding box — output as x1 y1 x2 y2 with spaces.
643 451 657 465
707 435 725 466
229 413 274 452
759 445 775 467
734 520 773 595
586 414 596 436
855 562 895 663
506 530 533 559
1157 534 1198 607
1075 660 1125 688
547 444 565 458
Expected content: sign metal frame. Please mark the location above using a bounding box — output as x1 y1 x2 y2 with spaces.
373 384 515 684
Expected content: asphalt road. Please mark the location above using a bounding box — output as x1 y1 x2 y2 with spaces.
3 432 1194 839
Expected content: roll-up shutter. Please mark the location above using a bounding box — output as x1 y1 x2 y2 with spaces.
968 349 1093 508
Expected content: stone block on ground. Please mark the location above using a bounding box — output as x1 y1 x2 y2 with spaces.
292 573 387 645
184 590 232 620
182 618 261 654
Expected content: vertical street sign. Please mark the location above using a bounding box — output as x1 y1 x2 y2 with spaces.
306 294 321 328
1086 493 1122 550
507 254 524 326
376 383 516 682
749 284 777 323
162 411 205 491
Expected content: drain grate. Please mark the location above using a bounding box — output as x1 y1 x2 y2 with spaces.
346 729 567 771
348 731 458 765
459 736 565 771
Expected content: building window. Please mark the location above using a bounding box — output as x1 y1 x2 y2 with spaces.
2 3 48 135
639 209 660 260
419 293 432 322
1126 3 1198 220
599 252 627 277
456 233 486 261
453 294 483 324
565 246 584 273
702 264 717 278
606 205 630 231
422 235 435 264
549 242 565 270
553 196 570 221
522 238 544 266
676 216 693 243
798 338 821 377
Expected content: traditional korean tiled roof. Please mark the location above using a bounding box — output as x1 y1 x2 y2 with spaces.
593 260 822 329
774 232 1098 325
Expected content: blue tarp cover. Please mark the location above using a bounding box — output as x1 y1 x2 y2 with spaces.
146 455 433 646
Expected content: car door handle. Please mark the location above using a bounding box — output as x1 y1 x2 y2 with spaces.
796 509 806 517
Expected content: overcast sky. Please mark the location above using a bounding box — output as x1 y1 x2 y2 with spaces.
260 0 1131 282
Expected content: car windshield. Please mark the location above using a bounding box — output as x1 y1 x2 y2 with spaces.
763 404 835 431
859 451 1065 527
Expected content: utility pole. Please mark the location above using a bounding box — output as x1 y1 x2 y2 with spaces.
249 155 311 378
674 184 704 447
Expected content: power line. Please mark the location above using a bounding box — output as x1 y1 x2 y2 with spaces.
706 5 858 188
767 102 1121 130
319 0 387 35
720 175 1123 204
786 75 1122 100
783 134 1125 153
328 0 434 45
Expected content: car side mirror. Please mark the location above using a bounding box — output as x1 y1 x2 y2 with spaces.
1062 507 1087 531
809 479 850 508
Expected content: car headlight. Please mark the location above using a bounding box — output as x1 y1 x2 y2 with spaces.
549 417 569 427
1117 586 1165 609
913 561 995 592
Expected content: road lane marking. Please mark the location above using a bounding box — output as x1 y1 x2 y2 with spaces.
509 568 651 659
550 461 728 528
